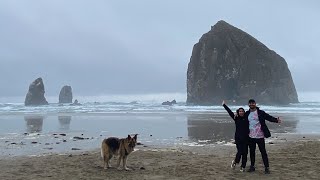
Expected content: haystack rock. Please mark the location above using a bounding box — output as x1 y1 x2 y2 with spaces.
24 78 49 106
59 85 73 103
187 20 298 105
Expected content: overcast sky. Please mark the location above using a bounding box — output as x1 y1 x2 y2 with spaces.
0 0 319 97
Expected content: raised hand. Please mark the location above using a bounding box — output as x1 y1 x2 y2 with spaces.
277 117 282 123
222 100 225 105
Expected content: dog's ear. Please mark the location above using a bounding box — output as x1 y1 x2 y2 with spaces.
127 135 131 139
133 134 137 140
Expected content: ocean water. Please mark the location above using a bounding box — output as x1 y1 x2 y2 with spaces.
1 100 320 115
1 92 320 115
0 92 320 157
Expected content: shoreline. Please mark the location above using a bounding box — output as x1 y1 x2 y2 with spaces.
1 131 318 159
1 134 319 179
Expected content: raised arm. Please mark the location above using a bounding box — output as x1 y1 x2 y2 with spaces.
263 111 281 123
222 101 235 120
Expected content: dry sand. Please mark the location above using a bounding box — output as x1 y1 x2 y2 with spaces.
1 135 319 180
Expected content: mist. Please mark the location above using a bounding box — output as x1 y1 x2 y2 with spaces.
0 0 319 97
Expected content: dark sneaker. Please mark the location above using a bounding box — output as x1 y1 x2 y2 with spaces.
240 167 245 172
247 166 255 172
265 167 270 174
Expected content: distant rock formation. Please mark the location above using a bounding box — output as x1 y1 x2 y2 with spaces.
59 85 73 103
162 99 177 106
187 20 299 105
70 99 82 106
129 101 138 104
25 78 49 106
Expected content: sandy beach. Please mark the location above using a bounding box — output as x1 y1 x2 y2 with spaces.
1 135 319 180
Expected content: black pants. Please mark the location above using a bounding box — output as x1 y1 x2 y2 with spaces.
235 139 248 168
249 138 269 168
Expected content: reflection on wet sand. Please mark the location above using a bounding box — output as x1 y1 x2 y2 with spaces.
58 116 72 130
187 113 299 143
25 116 44 133
188 114 234 143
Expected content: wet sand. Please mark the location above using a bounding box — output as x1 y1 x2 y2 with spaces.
1 135 319 180
0 112 308 157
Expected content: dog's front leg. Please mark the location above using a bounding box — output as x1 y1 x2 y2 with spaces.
123 156 131 171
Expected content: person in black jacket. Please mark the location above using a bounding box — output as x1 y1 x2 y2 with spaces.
246 99 281 174
222 100 249 172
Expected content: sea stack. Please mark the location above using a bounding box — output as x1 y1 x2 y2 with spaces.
187 20 298 105
25 77 49 106
59 85 73 103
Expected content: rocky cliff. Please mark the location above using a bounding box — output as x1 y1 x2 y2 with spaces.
25 77 49 106
59 85 73 103
187 20 298 105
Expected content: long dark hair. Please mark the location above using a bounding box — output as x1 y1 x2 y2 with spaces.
236 107 245 116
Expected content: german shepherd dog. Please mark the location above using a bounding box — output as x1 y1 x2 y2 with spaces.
101 134 137 170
